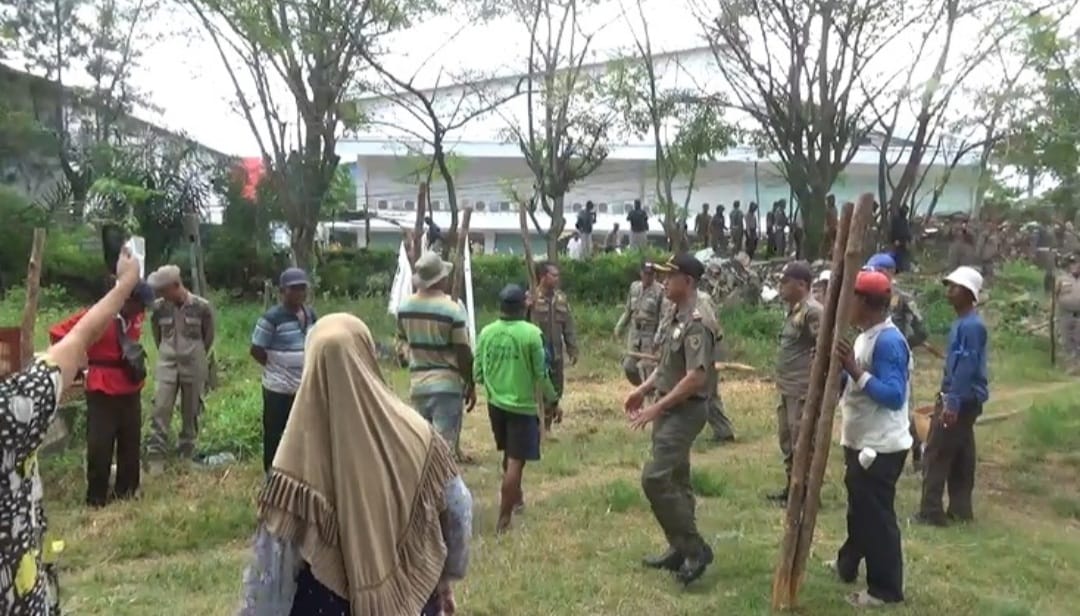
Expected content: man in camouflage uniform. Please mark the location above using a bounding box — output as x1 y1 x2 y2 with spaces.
710 205 727 254
657 287 735 445
615 262 665 385
1055 255 1080 373
625 253 717 585
145 264 215 463
770 261 822 504
1033 222 1056 294
867 253 929 471
694 204 712 249
527 261 579 431
976 222 1000 283
730 201 745 254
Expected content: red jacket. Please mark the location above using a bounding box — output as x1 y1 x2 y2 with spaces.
49 309 145 396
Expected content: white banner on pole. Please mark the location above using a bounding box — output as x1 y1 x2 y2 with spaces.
388 242 413 316
463 241 476 345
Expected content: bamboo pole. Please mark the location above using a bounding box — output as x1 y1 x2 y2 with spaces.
19 229 47 368
772 202 853 609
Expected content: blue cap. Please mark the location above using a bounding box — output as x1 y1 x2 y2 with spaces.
866 253 897 271
130 281 154 305
279 267 310 288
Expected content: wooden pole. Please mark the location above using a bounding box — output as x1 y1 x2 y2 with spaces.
518 203 545 440
411 183 427 267
772 195 878 610
19 229 47 369
772 202 852 609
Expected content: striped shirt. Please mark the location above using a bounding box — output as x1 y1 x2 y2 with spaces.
251 304 317 394
397 292 470 396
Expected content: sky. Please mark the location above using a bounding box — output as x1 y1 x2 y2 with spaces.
60 0 1038 158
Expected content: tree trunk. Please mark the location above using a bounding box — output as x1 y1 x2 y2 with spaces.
547 194 565 262
289 223 316 272
799 188 827 260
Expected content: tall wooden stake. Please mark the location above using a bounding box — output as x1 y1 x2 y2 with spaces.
410 183 428 267
19 229 47 369
772 194 874 609
518 203 545 440
450 208 473 302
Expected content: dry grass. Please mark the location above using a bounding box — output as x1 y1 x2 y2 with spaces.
41 359 1080 616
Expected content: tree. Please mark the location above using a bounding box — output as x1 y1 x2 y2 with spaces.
868 0 1032 230
359 28 523 257
608 0 737 249
501 0 615 261
186 0 422 270
694 0 929 258
1001 7 1080 211
2 0 157 219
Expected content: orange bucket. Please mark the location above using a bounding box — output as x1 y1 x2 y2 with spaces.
912 404 935 442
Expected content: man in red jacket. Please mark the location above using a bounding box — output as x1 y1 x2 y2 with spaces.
50 281 154 507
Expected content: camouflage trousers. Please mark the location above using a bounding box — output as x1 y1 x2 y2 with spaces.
621 337 658 386
642 399 708 559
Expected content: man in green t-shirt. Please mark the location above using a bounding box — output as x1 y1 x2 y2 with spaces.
475 284 558 533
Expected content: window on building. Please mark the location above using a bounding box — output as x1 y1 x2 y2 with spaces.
612 202 625 215
475 200 486 212
571 202 583 213
597 202 609 213
430 199 443 212
376 199 388 210
499 201 511 212
404 200 415 211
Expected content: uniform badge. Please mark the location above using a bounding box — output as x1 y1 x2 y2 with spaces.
673 324 684 340
687 333 702 351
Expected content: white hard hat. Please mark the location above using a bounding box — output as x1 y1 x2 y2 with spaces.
815 270 831 284
943 266 983 303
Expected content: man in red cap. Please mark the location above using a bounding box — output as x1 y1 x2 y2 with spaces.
831 269 913 607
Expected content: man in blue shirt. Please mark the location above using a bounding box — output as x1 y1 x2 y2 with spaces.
832 270 912 607
916 266 988 526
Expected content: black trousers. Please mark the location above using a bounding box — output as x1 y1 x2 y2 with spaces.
263 388 296 472
85 391 142 507
919 406 979 522
836 447 907 604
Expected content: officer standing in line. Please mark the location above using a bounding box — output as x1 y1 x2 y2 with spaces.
614 261 665 385
625 253 718 585
1055 255 1080 374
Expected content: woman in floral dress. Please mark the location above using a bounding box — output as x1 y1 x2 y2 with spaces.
0 251 142 615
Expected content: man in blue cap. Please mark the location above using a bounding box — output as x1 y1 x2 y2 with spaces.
250 267 317 471
866 252 929 471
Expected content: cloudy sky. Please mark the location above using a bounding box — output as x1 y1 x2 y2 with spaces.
116 0 1018 157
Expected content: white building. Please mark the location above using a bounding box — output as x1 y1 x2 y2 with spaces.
322 2 982 254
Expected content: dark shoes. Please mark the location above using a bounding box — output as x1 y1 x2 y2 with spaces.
708 434 736 446
911 512 948 527
642 548 683 572
642 545 714 585
676 544 714 585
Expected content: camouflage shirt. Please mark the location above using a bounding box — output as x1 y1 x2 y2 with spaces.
615 280 664 350
889 288 928 348
776 297 823 397
527 288 579 362
653 297 718 400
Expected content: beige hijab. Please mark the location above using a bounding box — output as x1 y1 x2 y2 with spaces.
258 313 458 615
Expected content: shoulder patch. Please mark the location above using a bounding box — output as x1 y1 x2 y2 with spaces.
687 333 702 351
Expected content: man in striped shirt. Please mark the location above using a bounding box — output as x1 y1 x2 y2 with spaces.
250 268 317 472
397 252 476 461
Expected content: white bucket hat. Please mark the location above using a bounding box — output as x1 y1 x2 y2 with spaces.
412 251 453 290
943 266 983 303
815 270 831 284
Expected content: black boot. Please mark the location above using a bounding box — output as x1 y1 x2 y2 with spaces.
766 486 789 505
642 548 683 572
675 544 714 585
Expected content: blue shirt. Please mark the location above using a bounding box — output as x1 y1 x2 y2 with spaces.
941 311 989 412
859 326 910 410
251 304 317 394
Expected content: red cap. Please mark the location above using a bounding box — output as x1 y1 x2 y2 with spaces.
854 270 891 296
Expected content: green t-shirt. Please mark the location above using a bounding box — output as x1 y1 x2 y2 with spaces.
474 318 557 415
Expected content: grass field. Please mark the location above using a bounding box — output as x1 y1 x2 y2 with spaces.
3 267 1080 616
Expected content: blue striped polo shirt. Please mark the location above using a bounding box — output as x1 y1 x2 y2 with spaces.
251 304 317 394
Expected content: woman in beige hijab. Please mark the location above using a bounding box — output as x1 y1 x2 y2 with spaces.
239 314 473 616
